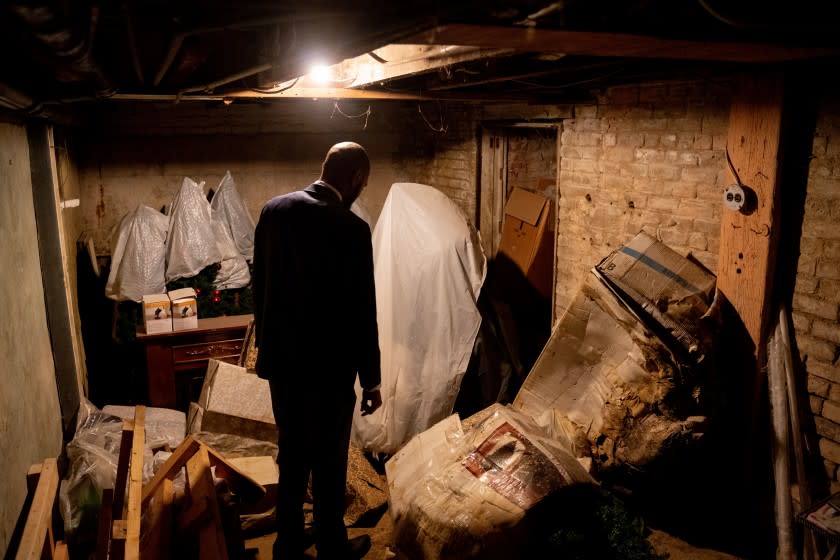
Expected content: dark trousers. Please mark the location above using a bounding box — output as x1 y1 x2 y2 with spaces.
269 380 356 559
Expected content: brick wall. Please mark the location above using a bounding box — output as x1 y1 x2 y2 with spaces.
392 104 480 223
793 91 840 491
507 127 558 200
555 81 731 319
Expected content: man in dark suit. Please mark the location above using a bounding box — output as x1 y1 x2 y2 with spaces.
253 142 382 559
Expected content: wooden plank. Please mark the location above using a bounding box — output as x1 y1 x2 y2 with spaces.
204 445 266 503
112 520 127 540
400 24 840 63
141 436 202 504
53 542 68 560
227 457 278 488
26 464 42 495
716 73 785 350
16 458 59 560
95 488 114 560
184 447 228 560
112 420 135 518
329 44 516 88
125 406 146 560
141 478 173 560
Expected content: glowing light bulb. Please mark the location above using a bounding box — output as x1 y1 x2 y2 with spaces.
309 64 331 85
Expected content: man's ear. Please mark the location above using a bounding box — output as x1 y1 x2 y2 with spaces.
352 170 365 188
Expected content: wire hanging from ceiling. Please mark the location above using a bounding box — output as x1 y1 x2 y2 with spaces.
418 101 448 133
331 101 371 130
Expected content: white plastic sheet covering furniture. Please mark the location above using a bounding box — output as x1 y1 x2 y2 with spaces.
105 205 168 302
351 183 487 455
210 170 255 262
165 176 222 282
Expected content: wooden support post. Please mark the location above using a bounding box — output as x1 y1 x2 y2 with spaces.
716 72 785 352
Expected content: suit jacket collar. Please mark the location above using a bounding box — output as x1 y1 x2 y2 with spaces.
305 181 343 205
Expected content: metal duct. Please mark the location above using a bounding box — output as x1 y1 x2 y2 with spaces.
8 1 113 94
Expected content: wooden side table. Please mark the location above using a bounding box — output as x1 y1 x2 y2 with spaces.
136 314 253 411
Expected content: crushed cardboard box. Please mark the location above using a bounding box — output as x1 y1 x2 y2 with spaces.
497 188 554 300
194 359 277 442
387 404 594 560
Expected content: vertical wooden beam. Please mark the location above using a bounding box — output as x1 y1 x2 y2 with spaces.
26 124 81 431
125 406 146 560
112 420 134 518
479 127 508 260
716 73 785 352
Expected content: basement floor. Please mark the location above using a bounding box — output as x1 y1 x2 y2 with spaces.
240 469 748 560
243 518 747 560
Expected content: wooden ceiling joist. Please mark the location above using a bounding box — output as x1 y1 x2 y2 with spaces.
402 24 840 63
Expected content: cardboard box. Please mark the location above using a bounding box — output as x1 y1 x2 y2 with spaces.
497 188 554 300
197 359 277 442
229 456 278 514
142 293 172 334
168 287 198 331
594 231 716 356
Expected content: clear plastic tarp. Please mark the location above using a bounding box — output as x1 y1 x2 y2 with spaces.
165 177 222 282
351 183 487 455
105 205 168 302
211 211 251 289
210 171 255 262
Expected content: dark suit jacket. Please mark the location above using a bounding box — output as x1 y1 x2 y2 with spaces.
252 183 381 394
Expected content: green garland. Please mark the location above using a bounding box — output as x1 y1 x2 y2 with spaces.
165 263 254 319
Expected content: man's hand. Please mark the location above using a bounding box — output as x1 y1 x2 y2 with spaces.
360 388 382 416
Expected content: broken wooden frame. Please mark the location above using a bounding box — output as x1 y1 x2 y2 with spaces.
94 407 265 559
95 406 146 560
139 435 266 560
15 457 68 560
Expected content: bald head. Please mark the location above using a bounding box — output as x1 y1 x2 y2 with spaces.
319 142 370 207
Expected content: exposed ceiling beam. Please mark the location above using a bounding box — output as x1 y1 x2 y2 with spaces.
327 44 517 88
88 87 532 103
401 24 840 62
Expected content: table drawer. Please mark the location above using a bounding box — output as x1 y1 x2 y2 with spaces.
172 338 244 366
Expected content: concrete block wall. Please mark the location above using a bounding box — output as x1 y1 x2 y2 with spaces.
793 92 840 491
78 101 481 253
0 121 63 557
555 81 731 319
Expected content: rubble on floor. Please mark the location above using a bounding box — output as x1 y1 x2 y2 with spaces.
54 356 389 558
384 232 723 560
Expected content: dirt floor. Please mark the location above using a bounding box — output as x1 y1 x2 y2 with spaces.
243 507 746 560
242 448 746 560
